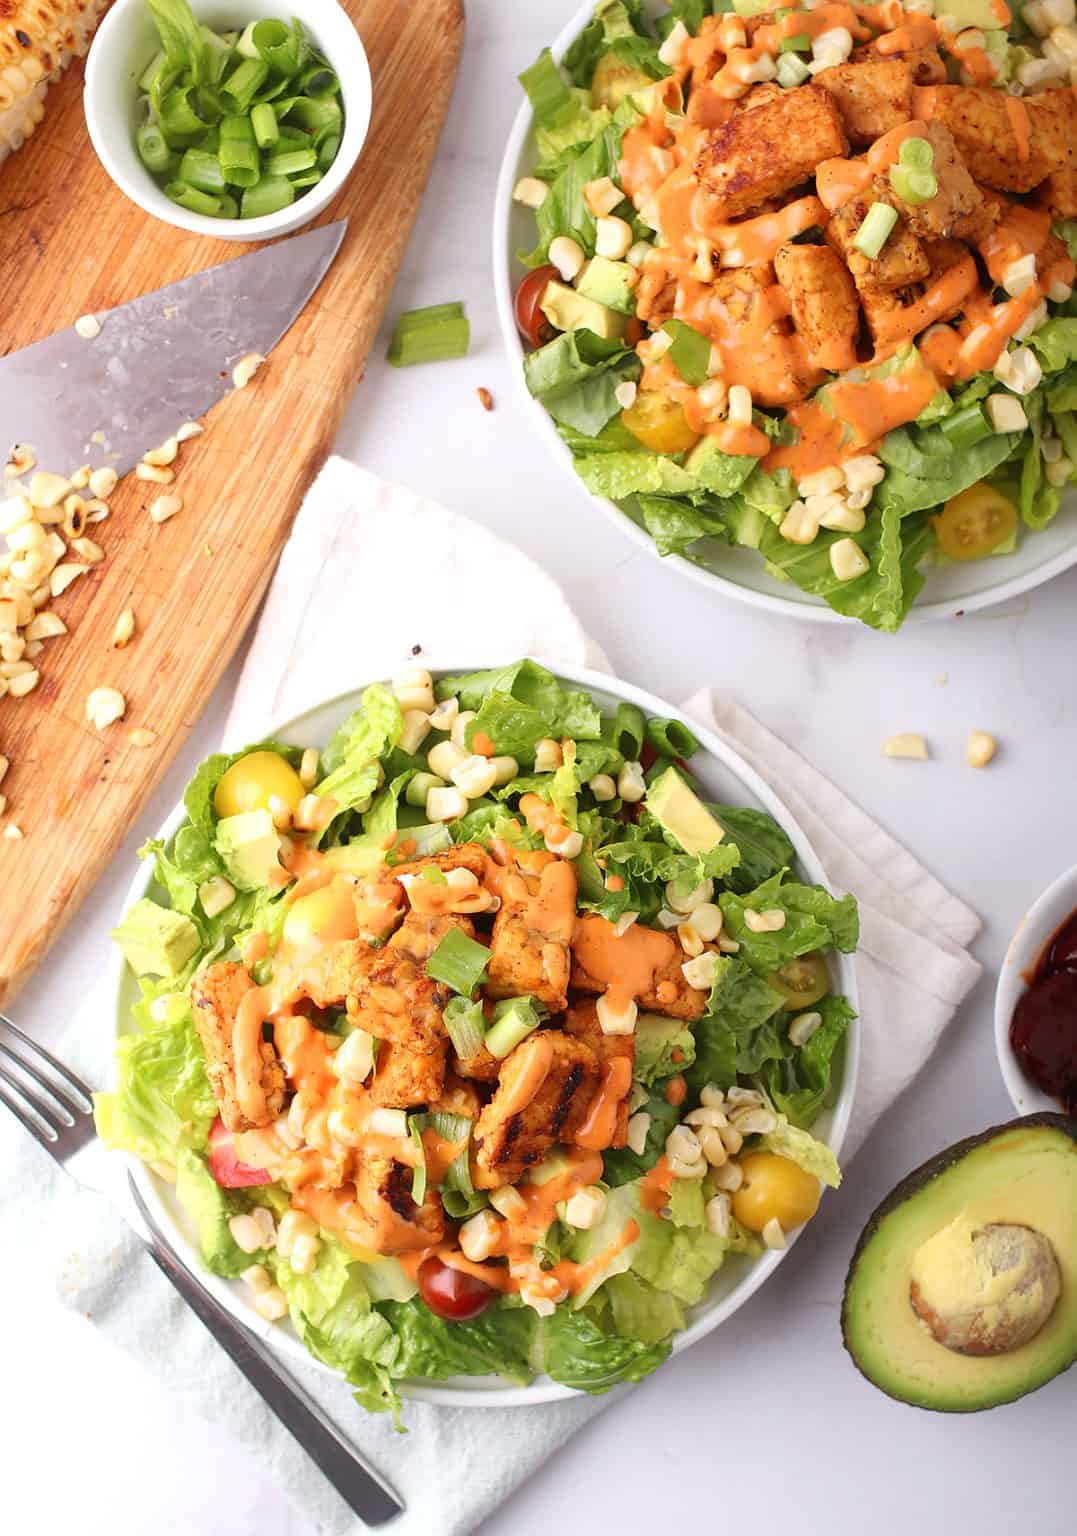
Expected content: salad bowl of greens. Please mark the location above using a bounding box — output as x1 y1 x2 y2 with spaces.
494 0 1077 629
85 0 370 239
99 660 859 1416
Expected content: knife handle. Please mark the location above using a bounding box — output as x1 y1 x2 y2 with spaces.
128 1179 403 1526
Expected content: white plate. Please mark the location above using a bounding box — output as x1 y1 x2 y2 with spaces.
111 661 860 1406
492 0 1077 626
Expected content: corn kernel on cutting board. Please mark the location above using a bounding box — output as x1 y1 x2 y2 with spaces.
0 0 465 1005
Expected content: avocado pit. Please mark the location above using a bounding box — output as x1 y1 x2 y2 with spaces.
909 1218 1061 1357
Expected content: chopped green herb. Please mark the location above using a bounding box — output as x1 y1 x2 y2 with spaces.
387 302 471 368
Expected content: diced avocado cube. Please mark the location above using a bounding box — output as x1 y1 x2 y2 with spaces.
540 280 627 341
111 896 200 978
213 808 281 891
938 0 1000 27
646 766 726 856
576 256 636 316
634 1013 697 1084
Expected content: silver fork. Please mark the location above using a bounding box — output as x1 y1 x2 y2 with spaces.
0 1012 404 1527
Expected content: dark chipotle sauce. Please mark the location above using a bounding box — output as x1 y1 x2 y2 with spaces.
1010 908 1077 1115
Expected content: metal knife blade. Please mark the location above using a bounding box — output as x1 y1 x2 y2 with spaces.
0 220 346 476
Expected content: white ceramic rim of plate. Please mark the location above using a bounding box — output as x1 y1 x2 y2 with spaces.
491 0 1077 626
993 861 1077 1117
111 659 860 1407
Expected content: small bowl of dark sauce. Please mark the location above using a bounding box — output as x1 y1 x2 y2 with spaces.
996 866 1077 1116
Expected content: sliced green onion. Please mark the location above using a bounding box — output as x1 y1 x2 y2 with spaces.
662 318 711 387
178 147 226 194
898 135 934 170
137 120 170 173
422 865 449 886
387 302 471 368
1053 409 1077 465
216 192 239 219
203 29 235 85
196 124 220 152
434 1112 476 1205
250 101 279 148
317 132 340 170
853 201 899 259
426 926 489 995
276 124 312 145
240 175 295 218
159 85 206 137
939 402 991 452
139 49 168 92
444 997 486 1059
408 1116 427 1205
285 96 342 135
236 20 261 58
485 996 545 1060
645 716 699 759
220 139 259 187
779 32 811 50
889 165 938 205
299 63 339 99
264 147 317 177
611 702 645 759
222 56 269 112
165 180 222 216
253 17 302 76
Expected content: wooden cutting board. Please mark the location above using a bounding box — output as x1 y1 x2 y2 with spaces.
0 0 465 1004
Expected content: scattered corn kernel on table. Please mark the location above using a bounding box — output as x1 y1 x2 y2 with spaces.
3 3 1076 1534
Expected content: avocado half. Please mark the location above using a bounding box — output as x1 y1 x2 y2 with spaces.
842 1114 1077 1412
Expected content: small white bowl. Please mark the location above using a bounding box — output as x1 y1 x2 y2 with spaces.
84 0 371 241
994 863 1077 1115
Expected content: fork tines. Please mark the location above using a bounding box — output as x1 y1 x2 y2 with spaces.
0 1011 95 1148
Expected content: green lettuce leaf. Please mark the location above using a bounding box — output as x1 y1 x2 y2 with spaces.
634 1013 696 1084
381 1298 535 1385
757 993 854 1128
637 493 730 557
575 449 700 500
1029 317 1077 372
759 1116 842 1188
605 1271 684 1344
94 996 217 1165
524 329 640 439
602 1087 679 1185
522 97 645 266
314 685 403 834
629 1207 728 1304
719 872 858 973
712 805 796 894
539 1300 669 1391
441 659 600 740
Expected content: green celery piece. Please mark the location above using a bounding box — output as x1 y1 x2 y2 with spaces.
387 303 471 368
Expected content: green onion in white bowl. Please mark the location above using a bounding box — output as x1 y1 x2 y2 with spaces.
136 0 344 221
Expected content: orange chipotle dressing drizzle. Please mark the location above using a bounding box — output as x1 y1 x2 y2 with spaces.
575 1056 634 1151
573 913 678 1014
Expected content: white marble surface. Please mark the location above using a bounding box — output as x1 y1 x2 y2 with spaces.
6 2 1075 1531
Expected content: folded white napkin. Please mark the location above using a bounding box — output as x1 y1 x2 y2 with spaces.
3 456 982 1536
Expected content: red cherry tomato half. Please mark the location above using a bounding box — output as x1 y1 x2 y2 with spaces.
207 1116 272 1188
514 265 560 349
418 1256 498 1321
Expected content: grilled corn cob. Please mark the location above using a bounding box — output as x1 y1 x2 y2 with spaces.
0 0 109 164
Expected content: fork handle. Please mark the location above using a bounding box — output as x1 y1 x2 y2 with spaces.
136 1212 403 1526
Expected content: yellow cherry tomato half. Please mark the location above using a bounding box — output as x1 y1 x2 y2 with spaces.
932 484 1017 562
732 1151 821 1234
766 953 831 1010
214 750 304 819
283 878 359 949
622 391 701 455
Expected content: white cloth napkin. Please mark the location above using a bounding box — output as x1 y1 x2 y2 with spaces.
3 456 982 1536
